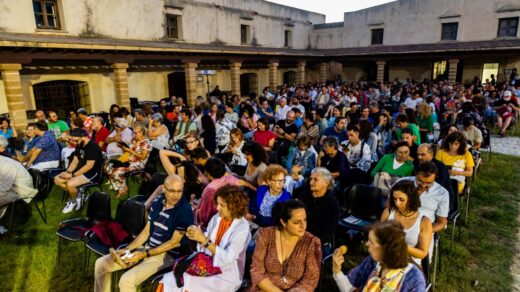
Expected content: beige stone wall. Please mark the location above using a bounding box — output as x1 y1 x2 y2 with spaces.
342 64 366 82
0 0 324 50
311 26 344 49
311 0 520 49
388 60 432 82
0 79 7 114
127 71 169 101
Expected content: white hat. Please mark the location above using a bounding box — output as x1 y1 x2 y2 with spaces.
503 90 512 97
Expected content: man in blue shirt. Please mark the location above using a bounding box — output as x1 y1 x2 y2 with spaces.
25 121 60 171
320 116 347 145
94 174 194 292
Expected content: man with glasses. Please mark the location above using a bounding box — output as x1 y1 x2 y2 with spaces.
94 174 194 292
54 128 104 213
398 161 449 232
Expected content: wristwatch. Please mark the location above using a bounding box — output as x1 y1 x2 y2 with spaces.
145 245 151 257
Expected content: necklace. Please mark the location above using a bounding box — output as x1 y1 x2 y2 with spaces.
399 210 416 218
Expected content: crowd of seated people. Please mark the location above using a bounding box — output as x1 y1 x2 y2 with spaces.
1 74 518 290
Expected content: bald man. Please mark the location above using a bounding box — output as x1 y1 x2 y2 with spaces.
94 174 194 292
416 143 454 201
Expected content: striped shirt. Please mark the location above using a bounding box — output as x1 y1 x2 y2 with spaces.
147 195 194 248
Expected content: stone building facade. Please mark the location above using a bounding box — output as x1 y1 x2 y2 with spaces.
0 0 519 128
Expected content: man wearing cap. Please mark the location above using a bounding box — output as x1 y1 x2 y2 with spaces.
493 90 519 136
105 118 134 159
54 128 104 213
77 108 93 134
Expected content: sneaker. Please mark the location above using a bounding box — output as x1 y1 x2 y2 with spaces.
0 225 7 235
62 201 77 214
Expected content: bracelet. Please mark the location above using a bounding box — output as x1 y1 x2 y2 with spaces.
203 238 212 248
146 249 151 258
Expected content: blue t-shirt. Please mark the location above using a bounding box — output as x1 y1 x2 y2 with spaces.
0 128 13 139
33 131 60 164
323 127 347 144
22 136 41 155
257 107 274 119
148 194 194 248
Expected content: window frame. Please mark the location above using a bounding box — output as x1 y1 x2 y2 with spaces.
284 29 293 48
166 14 181 39
33 0 61 30
241 24 251 45
441 22 458 41
497 17 519 38
371 28 384 45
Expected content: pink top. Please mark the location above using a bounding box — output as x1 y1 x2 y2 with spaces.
194 175 240 229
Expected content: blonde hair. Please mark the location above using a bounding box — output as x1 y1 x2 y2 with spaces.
418 102 432 118
262 164 288 181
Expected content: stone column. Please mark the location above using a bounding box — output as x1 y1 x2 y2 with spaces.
183 62 198 108
448 59 459 85
0 64 28 130
268 61 279 90
297 61 306 85
319 62 328 83
376 60 386 83
229 62 241 97
110 63 130 108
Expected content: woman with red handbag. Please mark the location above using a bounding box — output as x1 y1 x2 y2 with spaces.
159 185 251 292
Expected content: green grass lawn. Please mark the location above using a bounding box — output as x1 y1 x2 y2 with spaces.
1 154 519 291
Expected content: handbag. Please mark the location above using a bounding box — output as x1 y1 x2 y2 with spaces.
118 151 132 163
172 252 222 287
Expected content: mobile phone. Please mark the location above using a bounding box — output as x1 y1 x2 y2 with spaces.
176 226 187 232
118 141 129 148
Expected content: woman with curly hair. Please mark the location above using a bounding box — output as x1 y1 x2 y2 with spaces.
416 102 434 143
159 185 251 292
381 181 432 265
332 221 426 291
248 164 292 227
435 131 474 194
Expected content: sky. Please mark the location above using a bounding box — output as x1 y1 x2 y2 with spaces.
266 0 396 23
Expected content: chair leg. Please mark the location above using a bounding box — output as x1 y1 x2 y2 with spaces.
9 201 15 231
58 236 62 264
83 246 89 279
432 244 438 291
33 200 47 224
464 187 471 225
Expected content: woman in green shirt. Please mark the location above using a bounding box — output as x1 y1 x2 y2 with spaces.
371 142 415 196
416 102 434 144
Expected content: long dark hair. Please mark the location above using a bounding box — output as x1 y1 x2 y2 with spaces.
241 141 267 166
368 221 409 269
201 115 216 133
389 180 421 212
441 131 467 155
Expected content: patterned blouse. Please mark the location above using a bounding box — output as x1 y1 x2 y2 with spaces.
250 227 322 291
129 138 152 167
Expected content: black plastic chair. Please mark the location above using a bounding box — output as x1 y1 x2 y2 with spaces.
56 191 111 264
448 179 461 243
84 197 146 275
28 169 53 224
337 184 384 233
76 171 104 204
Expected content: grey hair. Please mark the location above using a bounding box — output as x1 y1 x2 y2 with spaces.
311 167 335 190
133 124 147 135
94 116 104 124
322 136 339 150
418 143 433 155
0 136 8 148
151 113 163 122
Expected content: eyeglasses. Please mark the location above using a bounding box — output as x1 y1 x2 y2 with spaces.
186 140 197 144
163 185 183 194
270 178 286 184
416 177 435 187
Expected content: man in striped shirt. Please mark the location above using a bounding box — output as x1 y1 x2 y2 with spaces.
94 174 194 292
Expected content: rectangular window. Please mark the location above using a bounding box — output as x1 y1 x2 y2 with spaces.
498 17 519 37
33 0 61 30
371 28 384 45
441 22 458 41
432 60 448 80
284 30 292 47
166 14 180 39
241 24 250 44
482 63 499 83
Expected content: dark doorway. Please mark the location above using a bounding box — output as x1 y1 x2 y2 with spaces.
364 62 377 82
240 73 258 97
33 80 90 119
168 71 187 99
283 71 297 85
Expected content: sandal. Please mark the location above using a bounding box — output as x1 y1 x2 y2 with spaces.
116 186 129 199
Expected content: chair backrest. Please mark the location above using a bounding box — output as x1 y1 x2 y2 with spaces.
345 184 384 222
86 191 111 223
116 198 146 238
28 168 51 202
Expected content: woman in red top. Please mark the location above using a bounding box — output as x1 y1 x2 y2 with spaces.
253 118 277 151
